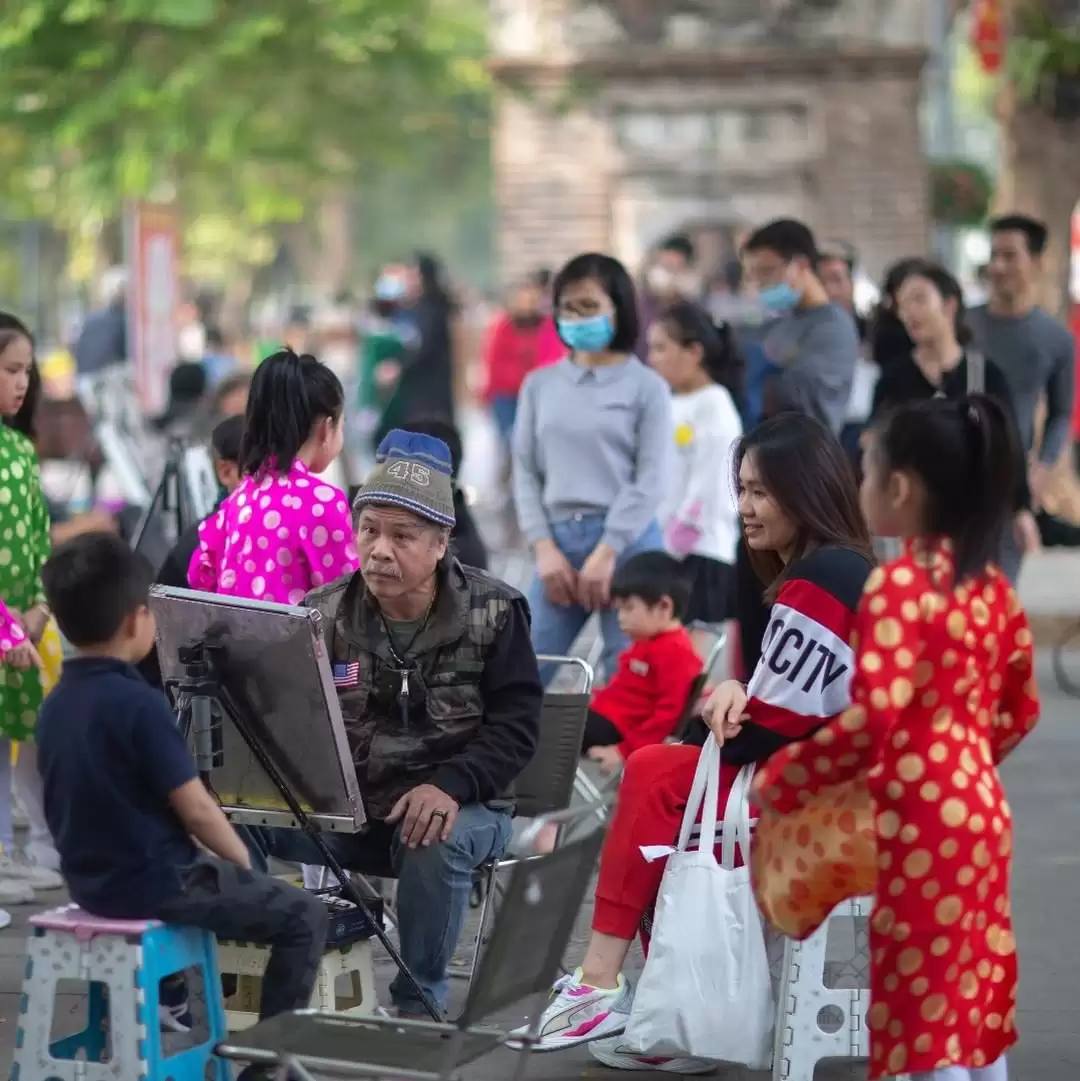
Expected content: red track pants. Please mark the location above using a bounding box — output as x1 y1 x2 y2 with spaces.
592 742 743 940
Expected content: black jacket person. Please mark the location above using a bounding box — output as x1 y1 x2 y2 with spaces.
256 428 541 1020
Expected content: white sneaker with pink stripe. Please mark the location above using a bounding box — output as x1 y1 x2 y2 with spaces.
588 1034 716 1074
508 969 633 1051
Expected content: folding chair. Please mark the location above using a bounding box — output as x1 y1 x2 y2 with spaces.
670 621 730 742
688 619 730 683
527 653 608 819
529 655 595 816
216 819 608 1081
456 654 593 984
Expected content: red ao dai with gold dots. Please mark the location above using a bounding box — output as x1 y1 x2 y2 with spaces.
755 537 1039 1079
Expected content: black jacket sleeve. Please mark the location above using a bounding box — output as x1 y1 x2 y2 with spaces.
681 714 822 763
428 597 541 805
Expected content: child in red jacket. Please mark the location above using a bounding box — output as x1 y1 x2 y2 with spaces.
584 552 703 772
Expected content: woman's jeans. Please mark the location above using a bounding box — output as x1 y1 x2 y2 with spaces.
527 514 664 682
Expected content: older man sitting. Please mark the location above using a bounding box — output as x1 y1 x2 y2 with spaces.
258 429 541 1018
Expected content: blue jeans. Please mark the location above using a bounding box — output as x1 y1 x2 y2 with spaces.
253 804 512 1016
527 514 664 681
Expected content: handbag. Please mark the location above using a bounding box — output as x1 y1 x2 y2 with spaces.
750 775 877 940
623 737 775 1067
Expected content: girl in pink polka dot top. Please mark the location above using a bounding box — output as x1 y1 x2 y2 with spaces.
187 350 359 605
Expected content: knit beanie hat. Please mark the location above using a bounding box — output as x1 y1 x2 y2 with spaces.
352 429 456 528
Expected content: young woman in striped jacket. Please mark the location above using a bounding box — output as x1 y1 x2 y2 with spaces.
515 412 875 1070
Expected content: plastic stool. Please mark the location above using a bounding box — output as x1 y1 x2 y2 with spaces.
771 895 872 1081
218 938 377 1031
12 903 229 1081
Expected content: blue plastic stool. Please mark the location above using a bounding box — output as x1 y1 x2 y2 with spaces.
12 904 230 1081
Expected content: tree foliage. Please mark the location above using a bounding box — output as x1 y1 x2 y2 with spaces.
0 0 490 281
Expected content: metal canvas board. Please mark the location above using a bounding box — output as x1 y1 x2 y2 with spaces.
181 444 220 521
150 586 365 832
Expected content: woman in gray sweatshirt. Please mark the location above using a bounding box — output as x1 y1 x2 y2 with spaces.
513 253 674 680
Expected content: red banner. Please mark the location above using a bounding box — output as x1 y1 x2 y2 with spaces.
971 0 1005 75
125 202 181 415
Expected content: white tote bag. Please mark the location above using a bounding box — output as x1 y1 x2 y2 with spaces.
624 737 775 1067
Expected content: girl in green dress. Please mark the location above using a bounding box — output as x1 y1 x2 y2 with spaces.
0 314 64 902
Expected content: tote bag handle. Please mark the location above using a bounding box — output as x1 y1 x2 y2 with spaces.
720 764 755 870
677 736 722 853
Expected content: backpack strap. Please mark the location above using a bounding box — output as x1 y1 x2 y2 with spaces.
966 350 986 395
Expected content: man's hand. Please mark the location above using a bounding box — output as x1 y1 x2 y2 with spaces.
1013 509 1041 556
373 360 402 391
1029 461 1051 508
386 784 460 849
587 744 624 775
535 539 577 607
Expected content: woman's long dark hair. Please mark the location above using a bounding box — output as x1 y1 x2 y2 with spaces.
657 300 745 414
872 394 1017 581
893 258 973 346
0 313 40 442
414 252 456 314
240 348 344 476
869 256 919 370
735 413 874 601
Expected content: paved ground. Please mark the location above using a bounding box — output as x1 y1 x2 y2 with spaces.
13 407 1080 1077
0 648 1075 1079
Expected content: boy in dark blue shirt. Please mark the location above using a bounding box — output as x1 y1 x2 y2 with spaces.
38 532 327 1059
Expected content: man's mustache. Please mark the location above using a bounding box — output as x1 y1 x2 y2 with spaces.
363 566 402 580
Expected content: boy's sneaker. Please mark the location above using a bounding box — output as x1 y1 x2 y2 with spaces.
0 849 63 890
0 908 11 929
508 969 633 1051
159 977 192 1032
158 1001 193 1033
0 878 34 905
588 1035 716 1074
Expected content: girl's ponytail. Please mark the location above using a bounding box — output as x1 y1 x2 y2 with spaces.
239 348 344 476
873 393 1019 581
657 300 745 408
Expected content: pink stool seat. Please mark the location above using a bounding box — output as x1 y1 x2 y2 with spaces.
30 903 162 942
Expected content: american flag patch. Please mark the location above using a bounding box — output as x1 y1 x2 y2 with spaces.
333 662 360 688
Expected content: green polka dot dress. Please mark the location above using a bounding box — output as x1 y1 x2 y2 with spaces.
0 426 50 741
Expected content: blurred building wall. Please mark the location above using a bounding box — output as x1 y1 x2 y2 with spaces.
490 0 931 280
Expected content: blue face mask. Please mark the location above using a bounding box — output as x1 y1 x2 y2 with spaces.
558 314 616 353
758 283 801 313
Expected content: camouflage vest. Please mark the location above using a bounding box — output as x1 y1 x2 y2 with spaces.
305 560 520 819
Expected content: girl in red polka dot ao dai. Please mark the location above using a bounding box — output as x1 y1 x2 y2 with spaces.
188 350 359 603
755 395 1039 1081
